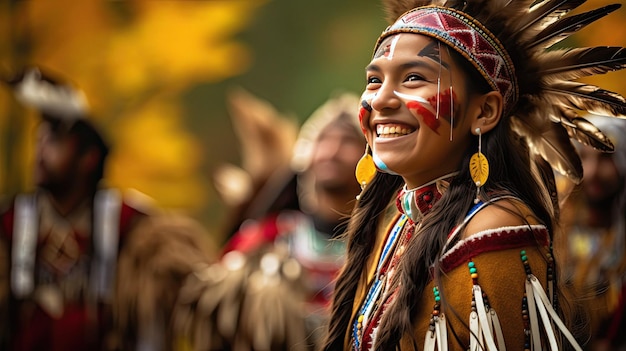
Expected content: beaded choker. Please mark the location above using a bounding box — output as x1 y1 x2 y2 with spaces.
395 172 458 223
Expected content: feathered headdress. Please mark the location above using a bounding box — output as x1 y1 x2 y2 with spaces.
1 66 111 160
379 0 626 184
291 92 362 172
5 66 90 121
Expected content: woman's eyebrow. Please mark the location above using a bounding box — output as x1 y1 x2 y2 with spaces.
366 59 449 75
399 60 446 74
365 63 381 73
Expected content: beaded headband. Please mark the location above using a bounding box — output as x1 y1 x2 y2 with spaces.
374 6 518 114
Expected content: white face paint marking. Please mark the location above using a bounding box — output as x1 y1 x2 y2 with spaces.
386 35 400 61
392 91 428 104
361 92 377 103
393 91 436 114
362 91 438 115
362 92 378 107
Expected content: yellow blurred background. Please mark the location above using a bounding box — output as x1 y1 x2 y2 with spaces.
0 0 624 243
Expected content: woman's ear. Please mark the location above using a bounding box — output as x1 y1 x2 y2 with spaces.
471 91 503 134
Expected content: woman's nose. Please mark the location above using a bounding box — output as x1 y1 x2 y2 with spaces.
371 84 402 112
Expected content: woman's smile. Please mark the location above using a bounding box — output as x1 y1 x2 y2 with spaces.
375 123 416 138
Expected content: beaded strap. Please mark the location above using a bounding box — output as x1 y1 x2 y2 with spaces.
443 195 519 253
352 214 410 350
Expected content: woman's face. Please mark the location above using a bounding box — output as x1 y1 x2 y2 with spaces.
360 33 480 188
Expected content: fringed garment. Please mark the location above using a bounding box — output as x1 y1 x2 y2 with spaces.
348 182 581 351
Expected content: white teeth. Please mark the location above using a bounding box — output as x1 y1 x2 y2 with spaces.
376 124 414 137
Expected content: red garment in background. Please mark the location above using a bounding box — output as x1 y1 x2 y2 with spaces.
0 197 145 351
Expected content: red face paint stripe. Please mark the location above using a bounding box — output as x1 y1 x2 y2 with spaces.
407 100 440 134
358 102 371 136
426 90 455 123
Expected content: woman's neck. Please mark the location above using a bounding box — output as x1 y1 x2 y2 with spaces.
403 172 460 192
403 168 461 190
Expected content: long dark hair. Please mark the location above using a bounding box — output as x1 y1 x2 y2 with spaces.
323 45 556 350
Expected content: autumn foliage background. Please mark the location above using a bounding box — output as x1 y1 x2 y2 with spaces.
0 0 624 242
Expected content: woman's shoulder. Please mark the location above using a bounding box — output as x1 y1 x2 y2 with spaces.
438 198 550 271
461 197 543 239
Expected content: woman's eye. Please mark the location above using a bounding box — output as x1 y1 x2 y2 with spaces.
367 76 382 84
406 74 424 82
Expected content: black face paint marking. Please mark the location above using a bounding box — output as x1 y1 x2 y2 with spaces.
418 41 449 69
361 99 372 112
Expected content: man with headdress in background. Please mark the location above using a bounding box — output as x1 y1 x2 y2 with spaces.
223 91 365 315
560 115 626 350
0 67 214 350
174 92 365 351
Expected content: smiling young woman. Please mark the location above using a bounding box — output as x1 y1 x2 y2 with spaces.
362 33 492 188
324 0 626 350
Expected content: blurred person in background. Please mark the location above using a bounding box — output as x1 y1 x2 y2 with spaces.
0 67 214 351
560 115 626 351
174 92 365 350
